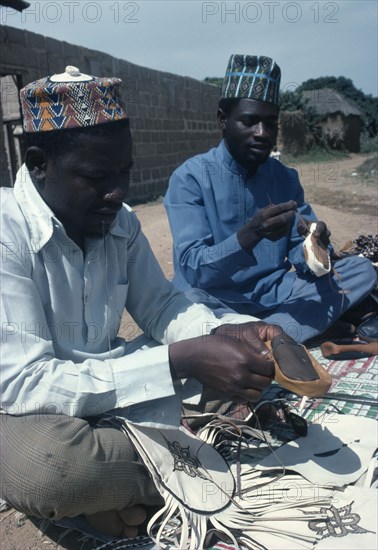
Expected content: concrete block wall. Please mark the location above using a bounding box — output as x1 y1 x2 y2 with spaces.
0 25 222 200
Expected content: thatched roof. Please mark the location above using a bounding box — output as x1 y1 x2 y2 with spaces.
0 1 30 12
302 88 363 117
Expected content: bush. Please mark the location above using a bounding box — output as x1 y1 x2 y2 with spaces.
360 135 378 154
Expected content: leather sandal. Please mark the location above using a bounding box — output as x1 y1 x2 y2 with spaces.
266 334 332 397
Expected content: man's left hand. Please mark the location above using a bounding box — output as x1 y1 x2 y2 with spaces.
297 219 331 247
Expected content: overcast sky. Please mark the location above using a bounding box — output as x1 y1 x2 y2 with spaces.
1 0 377 95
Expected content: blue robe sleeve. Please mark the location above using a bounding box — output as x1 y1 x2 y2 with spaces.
164 171 257 289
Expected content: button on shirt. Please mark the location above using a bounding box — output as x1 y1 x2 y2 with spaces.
164 140 318 315
0 165 227 426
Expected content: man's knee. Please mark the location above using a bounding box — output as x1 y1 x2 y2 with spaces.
0 414 139 519
334 255 377 291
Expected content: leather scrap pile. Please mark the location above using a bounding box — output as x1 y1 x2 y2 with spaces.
352 234 378 264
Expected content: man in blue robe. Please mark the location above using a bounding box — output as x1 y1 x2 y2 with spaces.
164 54 376 343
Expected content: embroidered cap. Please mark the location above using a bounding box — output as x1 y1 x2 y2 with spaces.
20 65 128 133
221 54 281 105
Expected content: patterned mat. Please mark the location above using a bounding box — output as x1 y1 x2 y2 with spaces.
263 349 378 420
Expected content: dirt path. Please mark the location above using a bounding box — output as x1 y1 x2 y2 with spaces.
1 153 377 550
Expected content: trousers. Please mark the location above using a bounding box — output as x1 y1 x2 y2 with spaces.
0 413 162 520
259 256 377 342
0 392 231 520
186 256 377 344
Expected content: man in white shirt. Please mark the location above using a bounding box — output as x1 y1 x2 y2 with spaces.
0 66 281 537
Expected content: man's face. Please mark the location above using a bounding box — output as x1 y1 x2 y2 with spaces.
219 99 279 173
36 125 133 239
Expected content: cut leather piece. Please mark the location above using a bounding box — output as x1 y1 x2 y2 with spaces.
122 423 235 514
121 420 333 550
270 334 318 381
266 338 332 397
256 415 378 487
321 350 374 360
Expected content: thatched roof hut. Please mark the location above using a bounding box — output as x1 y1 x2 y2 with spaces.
302 88 363 152
277 110 309 155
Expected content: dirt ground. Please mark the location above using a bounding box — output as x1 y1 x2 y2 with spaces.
1 152 377 550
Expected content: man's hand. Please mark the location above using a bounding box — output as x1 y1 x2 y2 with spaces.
169 322 282 403
237 200 297 253
297 219 331 247
169 330 275 404
212 321 283 348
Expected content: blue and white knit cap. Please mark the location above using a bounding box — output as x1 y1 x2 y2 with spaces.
221 54 281 105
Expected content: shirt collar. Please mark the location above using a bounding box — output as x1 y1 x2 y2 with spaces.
14 164 57 252
109 216 129 238
13 164 128 251
217 139 272 180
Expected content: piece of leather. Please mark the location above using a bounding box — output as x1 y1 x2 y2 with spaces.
266 339 332 397
271 334 318 381
303 223 331 277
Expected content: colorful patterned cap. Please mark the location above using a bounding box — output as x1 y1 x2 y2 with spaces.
221 54 281 105
20 66 128 132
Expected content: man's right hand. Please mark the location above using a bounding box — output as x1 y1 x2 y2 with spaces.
237 200 297 253
169 334 274 403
